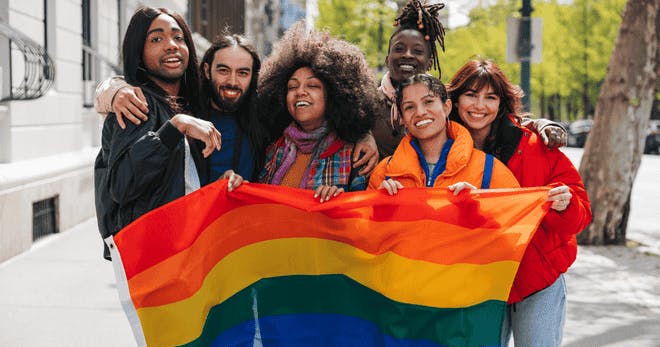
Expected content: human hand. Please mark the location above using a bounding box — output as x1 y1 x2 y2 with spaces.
314 185 345 203
170 114 222 158
222 170 246 192
353 133 379 176
547 185 572 212
112 86 149 129
541 125 567 148
378 178 404 195
447 181 477 196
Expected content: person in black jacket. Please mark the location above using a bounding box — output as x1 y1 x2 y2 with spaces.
94 7 221 259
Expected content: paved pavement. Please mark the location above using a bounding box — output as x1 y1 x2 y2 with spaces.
0 218 135 347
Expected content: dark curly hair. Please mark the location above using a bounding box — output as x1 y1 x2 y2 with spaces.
258 21 377 144
392 0 446 77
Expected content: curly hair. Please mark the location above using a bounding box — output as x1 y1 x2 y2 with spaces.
447 58 525 157
392 0 446 77
258 21 377 144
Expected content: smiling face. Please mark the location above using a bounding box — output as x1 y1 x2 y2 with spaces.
142 14 189 93
400 82 452 144
385 29 432 84
204 45 254 112
286 67 326 132
456 84 501 141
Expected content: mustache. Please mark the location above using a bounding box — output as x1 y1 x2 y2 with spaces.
220 85 241 92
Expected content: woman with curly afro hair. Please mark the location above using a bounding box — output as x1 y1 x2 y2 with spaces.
226 21 378 202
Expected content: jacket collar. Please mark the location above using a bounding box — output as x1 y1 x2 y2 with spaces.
385 121 476 180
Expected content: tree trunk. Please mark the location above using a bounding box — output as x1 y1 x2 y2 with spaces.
577 0 659 245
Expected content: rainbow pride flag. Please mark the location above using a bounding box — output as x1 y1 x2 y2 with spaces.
105 180 549 347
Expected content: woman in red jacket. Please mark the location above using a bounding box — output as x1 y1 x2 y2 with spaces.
447 58 592 347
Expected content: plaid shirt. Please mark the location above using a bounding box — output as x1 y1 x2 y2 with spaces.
259 135 367 191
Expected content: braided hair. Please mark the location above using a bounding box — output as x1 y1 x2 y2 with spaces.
393 0 446 77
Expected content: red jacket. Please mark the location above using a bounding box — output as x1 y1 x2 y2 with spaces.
504 115 592 303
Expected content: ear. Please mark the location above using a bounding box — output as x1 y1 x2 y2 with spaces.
444 98 452 114
425 60 433 71
203 63 211 79
385 55 391 70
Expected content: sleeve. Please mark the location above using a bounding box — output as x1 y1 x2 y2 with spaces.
95 76 129 115
521 117 566 134
104 113 184 204
538 151 592 241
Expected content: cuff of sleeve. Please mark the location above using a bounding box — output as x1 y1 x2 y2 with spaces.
158 121 184 150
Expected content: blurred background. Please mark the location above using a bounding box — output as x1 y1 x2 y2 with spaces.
0 0 657 262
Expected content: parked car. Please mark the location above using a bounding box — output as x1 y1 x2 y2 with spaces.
567 119 593 148
644 120 660 154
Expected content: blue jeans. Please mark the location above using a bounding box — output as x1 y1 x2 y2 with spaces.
501 275 567 347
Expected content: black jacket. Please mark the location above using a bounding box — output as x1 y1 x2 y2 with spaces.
94 91 208 259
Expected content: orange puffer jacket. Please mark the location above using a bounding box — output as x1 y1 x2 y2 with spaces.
369 121 520 190
504 115 592 303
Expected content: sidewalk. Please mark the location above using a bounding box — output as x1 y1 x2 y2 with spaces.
0 218 135 347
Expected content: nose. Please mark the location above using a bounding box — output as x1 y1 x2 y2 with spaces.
403 48 413 58
474 96 486 109
228 72 237 86
295 85 307 97
164 37 178 52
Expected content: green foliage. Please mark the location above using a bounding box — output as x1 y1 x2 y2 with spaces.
316 0 398 71
316 0 630 121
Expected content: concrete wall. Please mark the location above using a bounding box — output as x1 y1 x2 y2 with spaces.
0 0 193 263
0 0 119 262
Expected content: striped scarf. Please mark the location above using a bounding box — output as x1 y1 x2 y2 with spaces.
270 122 336 187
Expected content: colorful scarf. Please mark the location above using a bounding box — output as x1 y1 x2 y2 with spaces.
378 71 401 129
270 121 336 187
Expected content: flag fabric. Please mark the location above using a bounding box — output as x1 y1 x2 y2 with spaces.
105 180 549 347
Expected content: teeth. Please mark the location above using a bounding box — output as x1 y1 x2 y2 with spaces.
223 89 239 96
399 64 415 72
415 119 433 127
296 101 311 107
164 58 179 63
469 113 486 118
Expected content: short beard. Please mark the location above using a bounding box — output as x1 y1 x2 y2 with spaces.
210 86 247 112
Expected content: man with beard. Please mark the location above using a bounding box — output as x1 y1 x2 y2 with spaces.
96 33 267 181
197 33 269 180
94 7 221 259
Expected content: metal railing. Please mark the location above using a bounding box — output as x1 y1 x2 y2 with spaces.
82 45 122 107
0 22 55 101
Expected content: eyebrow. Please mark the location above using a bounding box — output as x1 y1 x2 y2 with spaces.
215 63 251 71
146 26 182 36
289 76 319 82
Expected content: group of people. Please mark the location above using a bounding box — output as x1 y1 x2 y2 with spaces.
94 1 592 346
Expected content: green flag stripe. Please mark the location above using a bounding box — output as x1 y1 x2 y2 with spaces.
182 274 504 347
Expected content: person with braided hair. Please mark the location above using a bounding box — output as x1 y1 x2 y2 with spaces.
374 0 567 159
374 0 446 158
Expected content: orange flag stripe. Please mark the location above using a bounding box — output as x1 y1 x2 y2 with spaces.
115 182 549 280
126 203 544 309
